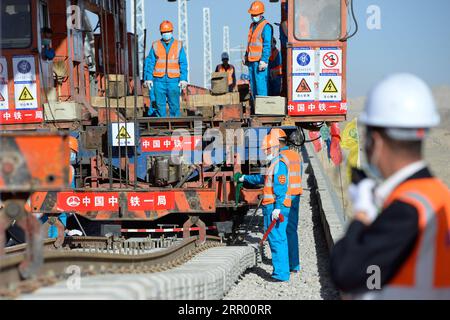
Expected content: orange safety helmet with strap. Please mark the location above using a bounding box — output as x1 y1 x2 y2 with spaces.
152 40 182 78
247 20 270 62
160 20 174 33
217 65 235 86
362 178 450 299
248 1 265 15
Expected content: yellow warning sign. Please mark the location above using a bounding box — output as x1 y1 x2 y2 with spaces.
18 87 34 101
323 79 338 93
116 126 131 140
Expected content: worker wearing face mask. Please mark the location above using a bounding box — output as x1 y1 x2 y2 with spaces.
238 131 291 282
245 1 273 98
144 20 188 117
330 73 450 300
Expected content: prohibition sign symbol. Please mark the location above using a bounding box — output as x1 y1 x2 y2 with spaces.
323 52 339 68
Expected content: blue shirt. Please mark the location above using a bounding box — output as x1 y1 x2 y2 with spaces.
144 38 188 82
249 18 273 64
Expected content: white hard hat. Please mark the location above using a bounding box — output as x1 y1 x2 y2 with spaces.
221 52 229 60
360 73 440 129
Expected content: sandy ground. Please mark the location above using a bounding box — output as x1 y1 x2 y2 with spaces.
347 85 450 186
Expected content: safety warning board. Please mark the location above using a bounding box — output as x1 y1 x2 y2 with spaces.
292 48 316 74
0 57 8 110
111 122 135 147
292 75 315 101
13 56 36 82
320 76 342 102
18 86 34 101
14 83 38 109
320 48 342 74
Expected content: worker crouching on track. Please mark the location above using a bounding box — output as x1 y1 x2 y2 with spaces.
144 20 188 117
239 129 303 281
245 1 273 98
330 73 450 299
216 52 236 92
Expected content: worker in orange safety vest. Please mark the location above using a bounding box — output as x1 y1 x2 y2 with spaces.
330 73 450 300
245 1 273 98
215 52 236 92
268 38 282 96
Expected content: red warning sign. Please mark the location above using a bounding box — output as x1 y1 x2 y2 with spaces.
323 52 339 68
296 78 311 93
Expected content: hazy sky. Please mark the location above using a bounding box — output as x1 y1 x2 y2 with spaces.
127 0 450 98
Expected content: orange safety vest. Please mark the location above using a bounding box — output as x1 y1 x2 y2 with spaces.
269 48 283 78
247 20 270 62
217 65 235 86
262 149 303 207
152 40 182 78
361 178 450 300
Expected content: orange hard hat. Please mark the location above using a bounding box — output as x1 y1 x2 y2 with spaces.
248 1 265 15
68 136 79 153
270 128 287 142
262 133 280 152
160 20 174 33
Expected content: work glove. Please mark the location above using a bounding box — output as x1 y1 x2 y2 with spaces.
271 209 281 221
238 175 246 183
144 80 153 89
179 81 188 90
258 61 268 72
348 178 378 224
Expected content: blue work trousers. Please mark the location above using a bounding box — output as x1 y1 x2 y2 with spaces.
41 213 67 239
287 195 301 272
154 78 181 117
263 204 290 282
248 61 269 97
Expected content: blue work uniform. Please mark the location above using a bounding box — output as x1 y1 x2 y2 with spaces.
247 18 273 97
268 48 282 96
144 38 188 117
244 154 291 281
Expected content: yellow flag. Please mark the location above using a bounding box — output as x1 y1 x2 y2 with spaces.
340 118 360 182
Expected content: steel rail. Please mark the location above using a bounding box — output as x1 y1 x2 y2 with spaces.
0 236 222 298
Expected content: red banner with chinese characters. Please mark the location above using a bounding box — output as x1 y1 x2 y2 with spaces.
127 192 175 211
287 101 347 116
0 109 44 124
141 136 202 153
57 192 120 212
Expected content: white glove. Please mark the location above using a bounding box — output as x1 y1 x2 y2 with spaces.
271 209 281 221
348 179 378 224
238 175 245 183
258 61 268 72
144 80 153 89
67 229 83 237
179 80 188 90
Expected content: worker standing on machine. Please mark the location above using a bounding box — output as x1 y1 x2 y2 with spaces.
245 1 273 98
268 38 283 96
238 130 301 282
215 52 236 92
144 20 188 117
330 74 450 299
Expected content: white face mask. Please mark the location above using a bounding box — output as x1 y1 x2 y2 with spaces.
70 152 77 163
252 15 262 23
266 153 275 162
365 135 383 181
162 32 173 41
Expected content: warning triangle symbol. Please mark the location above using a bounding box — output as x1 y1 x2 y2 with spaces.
323 79 338 93
18 87 34 101
0 92 4 102
296 78 311 93
117 126 131 140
